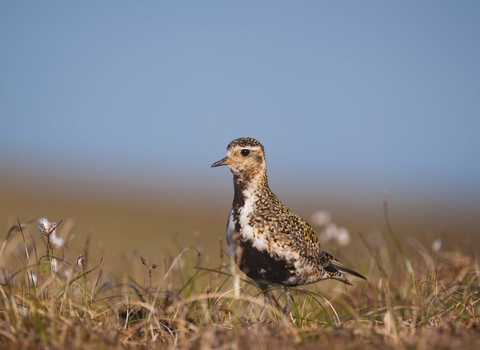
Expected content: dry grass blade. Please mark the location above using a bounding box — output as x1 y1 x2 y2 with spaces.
0 209 478 350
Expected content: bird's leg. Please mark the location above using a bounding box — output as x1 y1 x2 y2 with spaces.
258 291 270 322
282 288 296 324
257 283 275 322
282 288 292 315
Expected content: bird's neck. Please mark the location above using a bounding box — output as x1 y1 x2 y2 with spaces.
232 171 268 208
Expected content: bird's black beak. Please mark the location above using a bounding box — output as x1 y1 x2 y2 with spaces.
211 157 233 168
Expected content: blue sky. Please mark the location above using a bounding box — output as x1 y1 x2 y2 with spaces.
1 1 479 200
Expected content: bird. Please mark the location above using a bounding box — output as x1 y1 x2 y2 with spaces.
211 137 366 319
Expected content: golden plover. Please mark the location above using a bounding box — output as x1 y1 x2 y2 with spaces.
212 137 366 317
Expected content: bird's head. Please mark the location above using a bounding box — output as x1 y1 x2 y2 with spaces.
211 137 267 180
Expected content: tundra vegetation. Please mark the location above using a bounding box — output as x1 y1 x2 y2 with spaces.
0 205 479 349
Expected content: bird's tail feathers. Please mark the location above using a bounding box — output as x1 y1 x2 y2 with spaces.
329 259 366 280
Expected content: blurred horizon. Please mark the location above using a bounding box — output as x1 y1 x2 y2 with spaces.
2 165 479 270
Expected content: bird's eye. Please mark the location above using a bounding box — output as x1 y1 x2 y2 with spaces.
241 149 250 156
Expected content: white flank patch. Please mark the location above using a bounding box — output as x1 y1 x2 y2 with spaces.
241 224 254 240
226 220 243 260
240 186 256 227
239 186 256 237
284 258 319 285
226 208 236 241
274 245 300 263
251 229 267 251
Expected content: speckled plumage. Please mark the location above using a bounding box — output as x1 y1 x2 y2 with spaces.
212 137 365 292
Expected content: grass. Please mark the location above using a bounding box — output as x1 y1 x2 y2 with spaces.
0 203 479 350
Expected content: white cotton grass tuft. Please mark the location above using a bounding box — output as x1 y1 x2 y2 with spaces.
432 238 442 253
51 258 58 272
322 223 338 243
335 228 351 246
28 272 37 286
326 224 351 246
77 255 85 270
37 217 64 249
310 210 331 227
49 235 64 249
311 210 351 246
37 218 54 236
